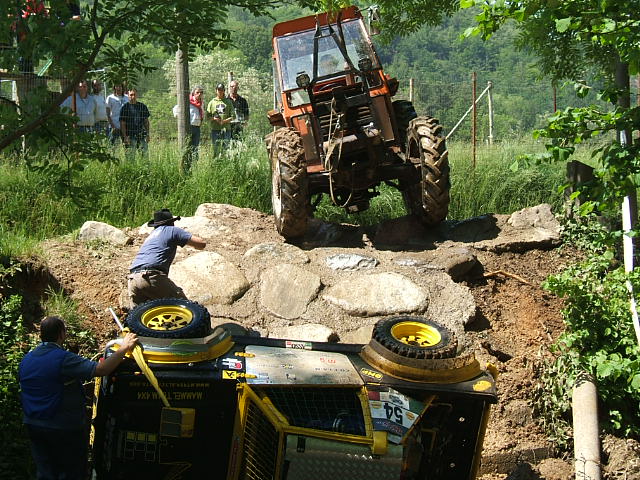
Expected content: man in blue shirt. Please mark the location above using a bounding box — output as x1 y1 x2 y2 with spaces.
19 316 138 479
128 208 206 307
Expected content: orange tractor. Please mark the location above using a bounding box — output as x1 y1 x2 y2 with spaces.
267 6 450 239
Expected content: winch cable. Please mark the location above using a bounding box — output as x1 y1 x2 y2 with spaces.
108 307 171 407
325 97 353 208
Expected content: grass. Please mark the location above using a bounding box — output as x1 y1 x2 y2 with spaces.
0 132 585 251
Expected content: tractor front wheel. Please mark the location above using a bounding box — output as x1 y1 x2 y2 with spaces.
266 128 309 239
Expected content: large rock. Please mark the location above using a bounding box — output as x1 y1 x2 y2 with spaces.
422 271 477 330
170 251 249 305
475 204 561 252
259 264 322 319
78 221 130 246
137 215 231 238
394 246 478 281
323 272 428 316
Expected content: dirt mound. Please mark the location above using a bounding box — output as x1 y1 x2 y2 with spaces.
33 205 635 479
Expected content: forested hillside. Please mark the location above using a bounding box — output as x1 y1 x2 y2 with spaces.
122 5 606 143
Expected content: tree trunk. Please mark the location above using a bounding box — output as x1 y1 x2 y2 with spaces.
175 43 191 173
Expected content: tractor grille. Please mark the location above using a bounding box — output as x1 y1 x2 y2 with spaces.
261 387 366 436
241 400 279 480
316 101 374 142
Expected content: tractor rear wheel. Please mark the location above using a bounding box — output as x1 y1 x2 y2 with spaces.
402 117 450 225
392 99 417 147
266 128 309 239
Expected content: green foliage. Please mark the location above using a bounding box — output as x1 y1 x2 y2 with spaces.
43 288 96 354
539 238 640 438
0 294 37 478
0 136 565 239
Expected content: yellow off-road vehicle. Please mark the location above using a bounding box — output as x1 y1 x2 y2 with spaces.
91 298 496 480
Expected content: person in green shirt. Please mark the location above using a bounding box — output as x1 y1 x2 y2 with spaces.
206 83 235 149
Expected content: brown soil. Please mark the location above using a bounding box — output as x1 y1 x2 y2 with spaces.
26 209 639 480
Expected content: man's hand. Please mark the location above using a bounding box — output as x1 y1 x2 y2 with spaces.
120 332 139 352
94 332 139 377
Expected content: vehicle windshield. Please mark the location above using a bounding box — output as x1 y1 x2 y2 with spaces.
276 18 379 91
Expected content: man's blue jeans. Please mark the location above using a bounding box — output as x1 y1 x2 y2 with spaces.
26 424 88 479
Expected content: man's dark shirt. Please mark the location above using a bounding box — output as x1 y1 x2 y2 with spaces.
228 95 249 121
119 102 150 137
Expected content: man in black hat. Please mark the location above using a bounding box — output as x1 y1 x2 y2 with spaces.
127 209 206 307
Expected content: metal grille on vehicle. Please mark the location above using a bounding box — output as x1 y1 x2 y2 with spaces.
241 399 279 480
260 387 366 436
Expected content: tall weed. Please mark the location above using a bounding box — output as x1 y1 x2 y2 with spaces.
1 134 573 239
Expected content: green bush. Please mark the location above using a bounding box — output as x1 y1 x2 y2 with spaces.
534 219 640 445
0 294 37 478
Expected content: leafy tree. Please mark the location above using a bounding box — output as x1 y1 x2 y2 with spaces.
457 0 640 439
0 0 276 165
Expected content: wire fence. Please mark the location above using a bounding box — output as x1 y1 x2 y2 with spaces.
1 69 636 146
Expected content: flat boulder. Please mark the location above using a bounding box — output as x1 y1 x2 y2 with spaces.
259 264 322 320
323 272 428 316
170 251 249 305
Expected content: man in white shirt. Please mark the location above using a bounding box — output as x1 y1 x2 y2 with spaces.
91 80 109 136
106 83 129 144
61 80 97 133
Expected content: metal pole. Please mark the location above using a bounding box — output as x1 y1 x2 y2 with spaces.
472 71 477 168
228 71 234 86
487 81 494 145
409 78 414 103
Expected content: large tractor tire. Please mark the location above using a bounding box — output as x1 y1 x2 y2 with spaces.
125 298 212 339
266 128 309 239
392 99 417 147
402 116 450 225
361 316 481 383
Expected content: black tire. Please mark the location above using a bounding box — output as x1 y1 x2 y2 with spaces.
392 99 417 148
372 316 457 360
266 128 310 239
402 116 450 225
125 298 212 339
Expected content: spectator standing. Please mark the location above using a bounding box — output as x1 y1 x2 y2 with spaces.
61 80 97 133
19 316 138 480
206 83 234 151
228 80 249 140
173 85 204 170
106 83 128 144
91 80 109 136
128 209 206 307
119 88 150 157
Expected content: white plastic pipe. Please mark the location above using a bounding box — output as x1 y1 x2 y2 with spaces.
572 373 601 480
622 196 640 346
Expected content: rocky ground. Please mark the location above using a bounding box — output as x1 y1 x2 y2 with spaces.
32 203 640 479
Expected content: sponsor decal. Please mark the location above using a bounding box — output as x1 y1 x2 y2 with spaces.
222 370 237 379
473 380 493 392
285 340 312 350
221 358 243 370
360 368 383 380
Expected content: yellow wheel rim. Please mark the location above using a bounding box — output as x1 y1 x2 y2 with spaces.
140 305 193 331
391 321 441 348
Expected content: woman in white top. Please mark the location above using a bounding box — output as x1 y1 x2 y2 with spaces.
172 85 204 171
